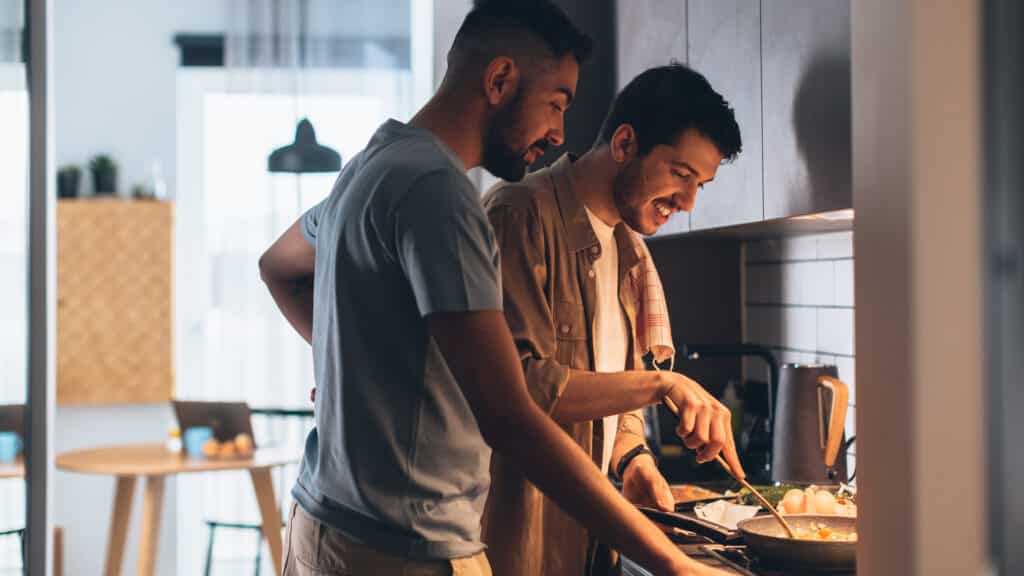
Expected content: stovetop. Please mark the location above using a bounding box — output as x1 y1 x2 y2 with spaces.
621 535 857 576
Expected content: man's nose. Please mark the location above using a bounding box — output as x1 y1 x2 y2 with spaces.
547 118 565 147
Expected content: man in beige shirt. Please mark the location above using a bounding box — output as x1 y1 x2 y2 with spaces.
482 63 744 575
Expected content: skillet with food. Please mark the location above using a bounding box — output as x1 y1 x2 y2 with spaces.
651 396 858 572
738 514 856 572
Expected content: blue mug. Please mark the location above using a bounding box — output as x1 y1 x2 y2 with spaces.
0 432 21 463
183 426 213 457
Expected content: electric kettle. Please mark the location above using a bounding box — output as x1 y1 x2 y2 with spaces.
771 364 851 483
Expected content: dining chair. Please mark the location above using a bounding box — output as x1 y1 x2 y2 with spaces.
202 407 313 576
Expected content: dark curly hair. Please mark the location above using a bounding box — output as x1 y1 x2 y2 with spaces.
596 63 742 160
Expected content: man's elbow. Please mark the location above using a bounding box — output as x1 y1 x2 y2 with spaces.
257 251 274 285
474 401 536 452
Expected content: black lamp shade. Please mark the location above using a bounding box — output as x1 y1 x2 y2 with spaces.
268 118 342 173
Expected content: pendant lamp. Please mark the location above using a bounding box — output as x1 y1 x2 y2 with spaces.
268 118 341 173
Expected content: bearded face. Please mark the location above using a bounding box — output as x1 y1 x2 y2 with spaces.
482 88 551 182
613 129 725 235
481 55 579 181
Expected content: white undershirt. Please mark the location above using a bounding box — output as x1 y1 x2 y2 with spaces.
585 207 630 475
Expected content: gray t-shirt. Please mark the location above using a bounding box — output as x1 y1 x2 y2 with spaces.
292 119 502 560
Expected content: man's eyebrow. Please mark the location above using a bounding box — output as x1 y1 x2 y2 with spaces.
556 87 574 104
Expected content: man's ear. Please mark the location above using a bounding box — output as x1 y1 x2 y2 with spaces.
610 124 638 163
483 56 521 107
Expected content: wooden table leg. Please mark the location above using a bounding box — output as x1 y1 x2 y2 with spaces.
250 468 283 574
104 475 137 576
137 475 166 576
54 525 64 576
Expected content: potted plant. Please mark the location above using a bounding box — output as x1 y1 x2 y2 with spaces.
89 154 118 196
131 183 154 200
57 165 81 199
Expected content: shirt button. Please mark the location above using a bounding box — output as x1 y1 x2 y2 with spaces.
591 246 600 255
560 324 571 334
588 268 596 278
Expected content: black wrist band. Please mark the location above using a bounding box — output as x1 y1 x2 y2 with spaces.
616 444 655 480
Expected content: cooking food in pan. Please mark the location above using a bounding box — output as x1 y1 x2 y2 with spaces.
738 514 858 571
670 484 726 504
791 520 858 542
778 486 857 517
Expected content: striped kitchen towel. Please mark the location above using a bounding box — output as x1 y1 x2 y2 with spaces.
630 232 675 368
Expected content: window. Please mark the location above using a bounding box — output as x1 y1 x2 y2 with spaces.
174 67 417 573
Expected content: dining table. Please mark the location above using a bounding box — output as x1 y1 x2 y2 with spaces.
0 457 23 479
57 443 298 576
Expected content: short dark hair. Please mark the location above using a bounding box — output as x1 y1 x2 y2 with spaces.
596 64 742 161
450 0 593 65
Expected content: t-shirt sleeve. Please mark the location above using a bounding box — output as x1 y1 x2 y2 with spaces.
300 199 326 245
393 169 503 316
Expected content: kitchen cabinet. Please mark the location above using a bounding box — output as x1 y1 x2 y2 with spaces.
615 0 688 91
615 0 851 237
616 0 691 237
761 0 851 219
687 0 764 230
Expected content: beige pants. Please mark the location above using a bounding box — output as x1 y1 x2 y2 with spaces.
283 503 492 576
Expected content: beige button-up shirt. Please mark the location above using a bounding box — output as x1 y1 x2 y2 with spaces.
480 154 649 576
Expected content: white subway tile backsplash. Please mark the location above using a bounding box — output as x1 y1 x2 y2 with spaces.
783 236 820 261
782 261 835 306
745 235 819 263
835 260 855 306
816 231 854 259
817 308 855 355
746 264 782 303
748 307 818 351
745 232 856 481
744 239 779 263
776 349 818 367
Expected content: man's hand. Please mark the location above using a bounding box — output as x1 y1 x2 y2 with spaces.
621 453 674 512
660 371 745 480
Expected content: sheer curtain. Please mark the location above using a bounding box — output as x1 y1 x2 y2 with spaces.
174 1 426 572
0 1 26 570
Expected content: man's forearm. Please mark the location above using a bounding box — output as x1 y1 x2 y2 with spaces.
263 274 315 344
610 410 648 476
494 403 686 574
431 312 696 575
550 369 668 424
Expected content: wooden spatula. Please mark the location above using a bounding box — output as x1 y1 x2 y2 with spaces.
661 396 796 539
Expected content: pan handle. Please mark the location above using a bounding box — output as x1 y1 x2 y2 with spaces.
817 376 849 468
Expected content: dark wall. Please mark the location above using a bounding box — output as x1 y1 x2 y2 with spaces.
538 0 616 165
646 235 743 398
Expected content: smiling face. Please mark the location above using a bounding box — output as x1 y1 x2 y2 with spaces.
482 54 579 181
612 128 725 235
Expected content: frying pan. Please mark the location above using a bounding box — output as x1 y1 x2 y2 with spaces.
737 514 856 572
655 395 857 571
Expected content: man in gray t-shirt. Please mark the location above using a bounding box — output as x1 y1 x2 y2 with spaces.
260 1 730 575
293 119 502 560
